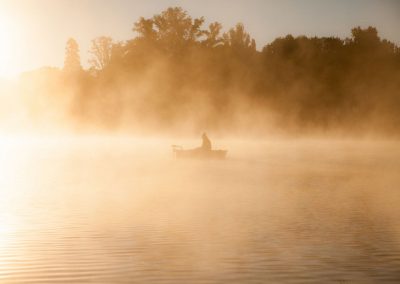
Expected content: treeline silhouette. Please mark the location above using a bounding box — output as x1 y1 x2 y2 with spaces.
15 7 400 135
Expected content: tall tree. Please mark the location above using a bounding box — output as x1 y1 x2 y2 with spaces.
223 23 256 52
133 7 206 54
203 22 223 48
89 36 114 71
63 38 82 72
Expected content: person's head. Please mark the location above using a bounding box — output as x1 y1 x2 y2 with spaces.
202 132 207 138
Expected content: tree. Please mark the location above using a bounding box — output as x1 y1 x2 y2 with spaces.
203 22 223 48
351 26 380 47
223 23 256 52
63 38 82 72
133 7 206 54
262 34 296 57
89 36 113 71
133 17 157 42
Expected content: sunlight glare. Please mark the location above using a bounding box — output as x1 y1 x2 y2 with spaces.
0 14 20 78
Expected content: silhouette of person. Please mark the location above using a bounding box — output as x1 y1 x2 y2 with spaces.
201 133 211 151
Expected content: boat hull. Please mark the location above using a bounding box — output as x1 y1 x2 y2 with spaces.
174 149 227 160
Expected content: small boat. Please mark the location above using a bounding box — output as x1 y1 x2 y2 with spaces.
172 145 227 160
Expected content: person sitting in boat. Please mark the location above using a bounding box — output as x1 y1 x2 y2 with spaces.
201 132 212 151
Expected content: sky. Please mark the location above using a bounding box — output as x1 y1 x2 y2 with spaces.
0 0 399 78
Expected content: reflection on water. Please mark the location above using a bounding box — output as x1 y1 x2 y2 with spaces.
0 138 399 283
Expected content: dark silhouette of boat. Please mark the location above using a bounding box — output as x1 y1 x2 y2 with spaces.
172 145 227 160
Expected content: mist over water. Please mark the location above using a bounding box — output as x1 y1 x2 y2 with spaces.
0 137 399 283
0 4 399 283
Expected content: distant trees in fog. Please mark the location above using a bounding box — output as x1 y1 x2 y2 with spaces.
63 38 82 73
88 36 114 72
17 7 400 135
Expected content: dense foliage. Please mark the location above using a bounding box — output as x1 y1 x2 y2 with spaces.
18 7 400 135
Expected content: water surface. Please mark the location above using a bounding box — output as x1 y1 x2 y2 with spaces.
0 138 399 283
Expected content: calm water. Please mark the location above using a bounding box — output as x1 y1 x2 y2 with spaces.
0 138 399 283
